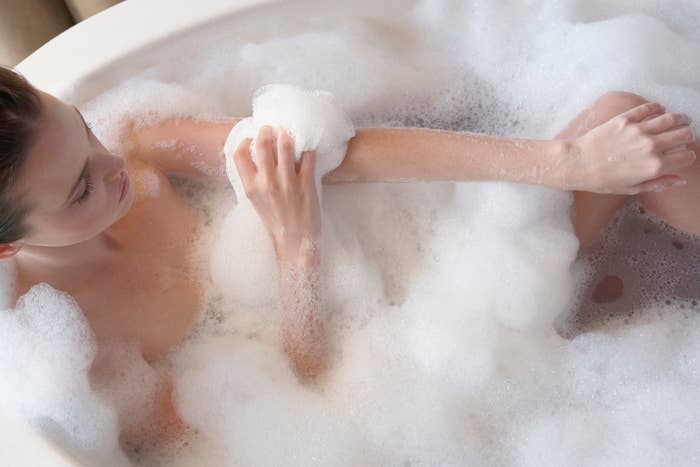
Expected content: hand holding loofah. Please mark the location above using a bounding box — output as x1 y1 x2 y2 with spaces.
211 84 355 308
223 84 355 201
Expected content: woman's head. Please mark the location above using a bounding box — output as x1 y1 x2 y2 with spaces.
0 66 133 256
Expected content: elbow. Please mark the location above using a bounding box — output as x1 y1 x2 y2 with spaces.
282 332 328 380
290 348 326 380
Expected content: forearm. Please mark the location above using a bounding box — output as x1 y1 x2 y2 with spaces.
276 252 327 379
323 127 574 189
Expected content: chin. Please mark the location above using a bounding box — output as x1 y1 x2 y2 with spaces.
115 192 135 220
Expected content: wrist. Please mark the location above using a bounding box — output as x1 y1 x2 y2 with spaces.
550 138 578 190
273 235 321 267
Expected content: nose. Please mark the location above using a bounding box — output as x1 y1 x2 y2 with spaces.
104 153 127 183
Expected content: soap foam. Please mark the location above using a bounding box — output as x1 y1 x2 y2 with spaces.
3 0 700 465
0 284 129 465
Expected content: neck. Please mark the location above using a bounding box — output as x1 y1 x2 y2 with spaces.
16 229 124 269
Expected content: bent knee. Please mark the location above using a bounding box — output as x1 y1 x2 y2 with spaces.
593 91 649 116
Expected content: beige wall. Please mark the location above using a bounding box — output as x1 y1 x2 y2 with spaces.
0 0 122 67
65 0 122 22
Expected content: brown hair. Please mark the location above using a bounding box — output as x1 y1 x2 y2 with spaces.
0 66 42 243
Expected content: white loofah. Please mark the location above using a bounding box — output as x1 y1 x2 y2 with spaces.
222 83 355 198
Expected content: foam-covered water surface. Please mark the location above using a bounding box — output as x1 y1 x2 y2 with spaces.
3 0 700 465
564 198 700 336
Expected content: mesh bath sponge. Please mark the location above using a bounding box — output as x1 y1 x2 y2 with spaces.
223 83 355 198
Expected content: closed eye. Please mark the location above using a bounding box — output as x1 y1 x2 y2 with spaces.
74 171 94 205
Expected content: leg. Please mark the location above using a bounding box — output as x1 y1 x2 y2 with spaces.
557 92 699 337
556 91 651 248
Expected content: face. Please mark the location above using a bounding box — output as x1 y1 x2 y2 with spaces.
13 90 134 247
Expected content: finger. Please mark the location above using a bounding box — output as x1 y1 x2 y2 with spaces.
617 102 666 123
629 174 686 194
639 112 692 134
276 128 296 182
232 138 256 182
639 108 666 122
255 125 277 176
298 151 317 188
653 125 695 151
660 149 697 174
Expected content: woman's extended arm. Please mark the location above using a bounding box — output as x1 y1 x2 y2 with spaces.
329 127 571 185
325 102 696 194
132 101 694 194
129 116 239 180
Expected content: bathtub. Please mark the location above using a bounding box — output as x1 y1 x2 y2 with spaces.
9 0 700 465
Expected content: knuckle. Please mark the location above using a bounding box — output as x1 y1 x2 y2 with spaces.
283 139 295 155
281 180 296 195
234 144 248 159
280 129 293 143
657 113 672 126
668 113 683 126
678 152 695 167
257 128 274 147
628 125 643 137
647 158 663 175
234 154 249 169
679 127 694 141
243 184 256 199
641 136 656 152
258 138 273 152
267 179 280 195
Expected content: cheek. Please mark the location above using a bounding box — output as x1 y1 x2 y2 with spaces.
86 185 114 221
64 186 112 231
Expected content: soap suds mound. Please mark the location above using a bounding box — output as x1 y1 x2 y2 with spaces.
3 1 700 465
0 284 129 466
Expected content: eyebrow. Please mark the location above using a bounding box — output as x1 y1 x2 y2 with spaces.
63 106 90 206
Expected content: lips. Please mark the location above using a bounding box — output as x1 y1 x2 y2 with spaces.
119 175 129 202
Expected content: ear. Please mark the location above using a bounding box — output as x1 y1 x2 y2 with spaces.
0 243 22 259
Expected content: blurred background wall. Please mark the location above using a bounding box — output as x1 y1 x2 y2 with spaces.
0 0 123 67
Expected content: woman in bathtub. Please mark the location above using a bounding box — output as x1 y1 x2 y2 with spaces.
0 65 696 446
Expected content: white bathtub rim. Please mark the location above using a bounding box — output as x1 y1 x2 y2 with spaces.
15 0 279 95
